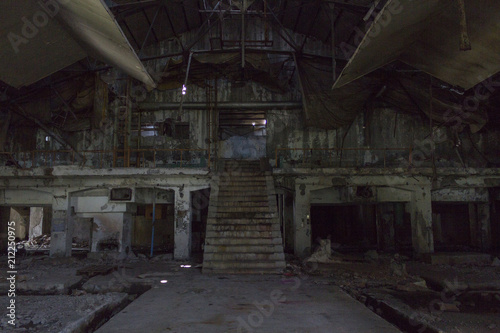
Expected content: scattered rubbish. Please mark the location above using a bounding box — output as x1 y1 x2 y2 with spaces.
150 253 174 262
436 301 461 312
18 234 51 250
305 239 341 264
390 254 407 277
413 279 428 289
137 272 179 279
364 250 379 262
492 257 500 267
283 264 302 276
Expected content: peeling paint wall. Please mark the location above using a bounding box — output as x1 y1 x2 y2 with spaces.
268 107 497 168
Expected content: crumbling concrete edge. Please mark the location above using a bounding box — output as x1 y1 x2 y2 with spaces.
59 293 129 333
363 292 443 333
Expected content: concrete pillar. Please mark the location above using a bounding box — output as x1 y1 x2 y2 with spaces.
174 187 191 260
410 186 434 254
49 193 73 257
29 207 44 239
294 184 311 257
478 203 491 251
10 207 29 239
0 206 11 253
122 212 133 253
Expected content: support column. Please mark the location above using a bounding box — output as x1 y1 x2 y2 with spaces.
478 203 491 251
122 212 133 253
29 207 44 239
174 187 191 260
410 186 434 255
0 206 11 253
294 183 311 257
49 192 73 257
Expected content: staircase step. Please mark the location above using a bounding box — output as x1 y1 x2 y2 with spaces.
216 201 269 207
203 252 285 262
207 218 277 224
210 212 276 219
202 260 285 270
204 238 282 246
214 206 271 213
205 230 281 238
204 244 283 253
202 267 283 275
207 224 279 231
203 160 283 275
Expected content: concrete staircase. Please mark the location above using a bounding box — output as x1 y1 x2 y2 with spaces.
202 160 286 274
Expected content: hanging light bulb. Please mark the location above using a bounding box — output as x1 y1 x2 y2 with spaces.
182 85 187 95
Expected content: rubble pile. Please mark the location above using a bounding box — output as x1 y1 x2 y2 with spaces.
18 234 51 250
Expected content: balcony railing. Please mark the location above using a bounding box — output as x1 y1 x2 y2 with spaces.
275 147 412 168
0 148 210 169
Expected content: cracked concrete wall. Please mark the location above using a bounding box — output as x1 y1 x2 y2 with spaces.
409 186 434 254
174 187 190 260
71 194 131 253
50 191 72 257
9 207 29 239
90 213 125 252
432 188 489 202
267 108 499 168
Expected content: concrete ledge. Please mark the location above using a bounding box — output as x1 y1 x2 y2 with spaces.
0 166 210 178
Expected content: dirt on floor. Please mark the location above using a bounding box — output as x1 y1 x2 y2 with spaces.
0 250 499 332
295 251 500 333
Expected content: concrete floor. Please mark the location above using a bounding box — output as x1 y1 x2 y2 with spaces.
96 269 401 333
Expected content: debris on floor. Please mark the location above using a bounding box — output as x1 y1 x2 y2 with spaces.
77 265 117 278
17 235 51 250
0 293 129 333
492 257 500 267
305 239 342 264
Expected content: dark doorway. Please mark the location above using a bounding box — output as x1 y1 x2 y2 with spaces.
191 189 210 254
491 200 500 250
432 203 471 251
310 204 377 252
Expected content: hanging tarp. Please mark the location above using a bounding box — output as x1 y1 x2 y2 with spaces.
157 52 287 93
296 57 375 129
333 0 500 91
